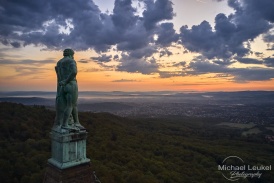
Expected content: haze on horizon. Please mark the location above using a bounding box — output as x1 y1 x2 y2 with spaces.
0 0 274 92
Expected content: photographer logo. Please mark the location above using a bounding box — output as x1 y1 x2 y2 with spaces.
218 156 271 181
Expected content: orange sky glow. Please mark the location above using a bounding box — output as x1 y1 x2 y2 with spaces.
0 0 274 92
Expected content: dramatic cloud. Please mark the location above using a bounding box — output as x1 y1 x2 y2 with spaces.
91 54 112 62
159 48 173 57
180 0 272 62
263 57 274 67
113 55 119 60
112 0 138 30
156 23 179 47
235 57 262 65
244 0 274 22
172 61 186 67
254 52 263 57
186 57 274 82
177 0 274 82
142 0 175 30
0 0 174 53
117 54 159 74
129 46 157 59
263 32 274 43
263 30 274 50
1 0 274 82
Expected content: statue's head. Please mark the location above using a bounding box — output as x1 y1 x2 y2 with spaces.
63 49 74 58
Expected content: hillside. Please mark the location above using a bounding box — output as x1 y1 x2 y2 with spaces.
0 102 273 183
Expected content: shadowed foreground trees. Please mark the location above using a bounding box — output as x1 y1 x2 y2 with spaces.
0 102 273 183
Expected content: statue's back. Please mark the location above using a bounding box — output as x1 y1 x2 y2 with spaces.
57 57 77 82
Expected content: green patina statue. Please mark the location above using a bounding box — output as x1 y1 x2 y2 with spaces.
54 49 84 131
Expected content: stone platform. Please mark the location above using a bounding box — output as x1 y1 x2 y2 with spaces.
43 162 95 183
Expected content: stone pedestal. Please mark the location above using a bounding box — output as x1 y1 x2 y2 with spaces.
43 162 94 183
44 129 95 183
48 130 90 169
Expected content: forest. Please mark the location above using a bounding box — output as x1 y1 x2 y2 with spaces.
0 102 273 183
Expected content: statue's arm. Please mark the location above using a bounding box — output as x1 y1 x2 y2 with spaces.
55 63 61 82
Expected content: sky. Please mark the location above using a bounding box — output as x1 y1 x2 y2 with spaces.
0 0 274 92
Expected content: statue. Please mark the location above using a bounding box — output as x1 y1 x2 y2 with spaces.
54 48 84 131
45 48 93 181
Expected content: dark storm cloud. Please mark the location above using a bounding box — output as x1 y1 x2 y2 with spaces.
263 57 274 67
177 0 274 82
117 54 159 74
243 0 274 23
213 59 236 66
186 57 274 82
0 0 103 50
10 42 21 48
172 61 186 67
0 1 50 35
235 57 262 64
158 54 274 82
233 68 274 82
254 52 263 57
91 54 112 62
156 23 179 46
263 32 274 42
180 0 272 62
0 0 175 53
113 54 119 61
129 46 157 59
116 20 153 51
142 0 175 30
111 0 138 30
263 31 274 50
159 48 173 57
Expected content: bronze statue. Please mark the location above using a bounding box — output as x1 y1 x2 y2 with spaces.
54 49 84 130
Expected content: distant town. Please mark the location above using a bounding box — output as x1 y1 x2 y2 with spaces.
1 91 274 125
87 102 274 125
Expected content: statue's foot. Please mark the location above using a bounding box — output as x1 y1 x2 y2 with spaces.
62 124 69 129
75 122 85 130
52 124 63 131
52 124 59 130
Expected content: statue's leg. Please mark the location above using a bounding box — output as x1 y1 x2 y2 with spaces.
72 105 79 123
54 98 60 127
71 81 83 128
62 93 73 128
72 106 84 128
55 86 66 128
55 95 65 126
